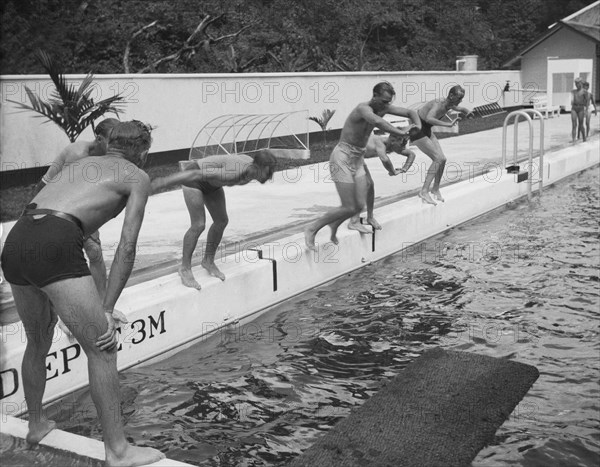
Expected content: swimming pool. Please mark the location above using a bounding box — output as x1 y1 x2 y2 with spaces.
48 166 599 466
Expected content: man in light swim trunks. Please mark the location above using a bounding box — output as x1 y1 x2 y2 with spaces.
304 81 420 250
34 117 120 298
348 132 416 231
151 150 277 289
409 85 472 205
1 121 165 467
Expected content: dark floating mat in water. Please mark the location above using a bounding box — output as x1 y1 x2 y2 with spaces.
286 347 539 467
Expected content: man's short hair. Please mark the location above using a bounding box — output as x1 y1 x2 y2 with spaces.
252 149 277 180
94 118 121 138
448 85 465 98
108 120 153 163
373 81 396 97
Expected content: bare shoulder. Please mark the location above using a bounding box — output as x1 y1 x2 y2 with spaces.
62 140 93 163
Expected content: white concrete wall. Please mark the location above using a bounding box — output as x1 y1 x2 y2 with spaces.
1 139 597 416
0 71 521 172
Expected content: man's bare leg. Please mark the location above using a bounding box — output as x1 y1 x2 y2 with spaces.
202 189 228 281
305 181 359 249
10 284 58 444
571 111 578 142
430 137 447 202
84 232 107 298
329 176 368 242
349 168 377 232
43 277 164 467
413 138 442 205
180 187 205 290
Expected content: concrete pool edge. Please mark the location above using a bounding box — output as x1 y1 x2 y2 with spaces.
0 139 598 466
0 414 194 466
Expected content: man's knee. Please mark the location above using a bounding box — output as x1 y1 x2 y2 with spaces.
213 216 229 230
84 242 104 264
189 222 206 236
433 153 447 164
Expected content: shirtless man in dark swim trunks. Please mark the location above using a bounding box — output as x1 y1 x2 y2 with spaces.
304 81 420 250
1 121 164 467
33 118 120 299
151 150 277 289
409 85 472 205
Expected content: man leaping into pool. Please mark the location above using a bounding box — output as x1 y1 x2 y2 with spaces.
409 85 472 205
151 150 277 289
304 81 420 250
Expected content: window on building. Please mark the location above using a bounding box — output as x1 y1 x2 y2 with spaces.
553 73 575 92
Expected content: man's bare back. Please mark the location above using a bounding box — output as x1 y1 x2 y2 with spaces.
31 155 148 235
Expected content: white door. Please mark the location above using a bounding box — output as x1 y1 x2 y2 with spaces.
547 58 593 111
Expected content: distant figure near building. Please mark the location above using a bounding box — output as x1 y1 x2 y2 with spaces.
1 121 165 467
409 85 472 205
304 81 420 250
571 77 589 142
583 81 597 138
151 150 277 290
348 132 415 232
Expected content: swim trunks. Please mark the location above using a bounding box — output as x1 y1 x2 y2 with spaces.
179 160 223 195
1 206 91 287
329 141 367 183
409 116 433 142
196 180 222 195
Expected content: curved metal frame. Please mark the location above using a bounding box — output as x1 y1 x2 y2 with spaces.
502 109 545 200
189 110 309 160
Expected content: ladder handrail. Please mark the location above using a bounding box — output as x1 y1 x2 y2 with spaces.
519 109 544 194
501 110 545 200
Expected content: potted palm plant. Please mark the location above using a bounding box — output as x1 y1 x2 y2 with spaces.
10 50 125 142
309 109 336 147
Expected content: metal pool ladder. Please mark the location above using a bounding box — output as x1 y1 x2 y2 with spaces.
501 109 545 200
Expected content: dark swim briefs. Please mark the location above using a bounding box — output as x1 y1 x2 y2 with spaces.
179 160 223 195
1 206 91 287
409 117 433 142
196 180 222 195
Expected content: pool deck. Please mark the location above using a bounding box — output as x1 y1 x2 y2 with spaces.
1 113 597 309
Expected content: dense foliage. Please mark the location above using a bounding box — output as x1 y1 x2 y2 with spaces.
0 0 595 74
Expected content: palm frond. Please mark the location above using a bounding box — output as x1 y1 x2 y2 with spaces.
11 50 127 142
309 109 336 132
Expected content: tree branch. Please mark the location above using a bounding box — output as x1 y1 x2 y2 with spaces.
123 21 159 73
132 15 251 73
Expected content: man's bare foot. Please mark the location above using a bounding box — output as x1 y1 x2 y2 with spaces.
26 419 56 444
366 217 382 230
304 229 317 251
431 190 445 202
348 220 372 234
329 225 339 245
106 444 165 467
418 191 437 205
178 267 201 290
201 259 226 281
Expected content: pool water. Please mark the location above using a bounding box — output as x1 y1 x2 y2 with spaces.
50 167 599 466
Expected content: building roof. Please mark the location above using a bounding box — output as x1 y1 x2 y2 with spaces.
503 1 600 67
